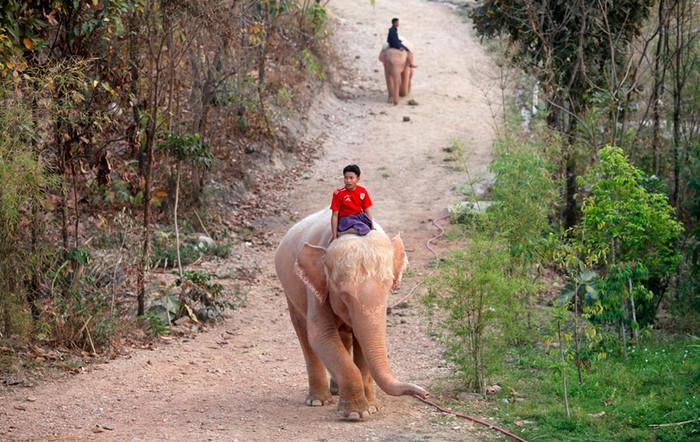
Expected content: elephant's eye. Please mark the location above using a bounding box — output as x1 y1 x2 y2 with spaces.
336 283 355 299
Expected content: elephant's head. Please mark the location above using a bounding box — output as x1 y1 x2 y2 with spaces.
295 231 427 399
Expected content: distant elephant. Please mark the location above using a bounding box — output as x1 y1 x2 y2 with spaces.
274 209 428 420
378 40 414 105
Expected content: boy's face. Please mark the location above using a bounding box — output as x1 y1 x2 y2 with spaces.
343 171 359 191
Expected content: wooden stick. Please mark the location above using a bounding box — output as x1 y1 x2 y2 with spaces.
649 417 700 428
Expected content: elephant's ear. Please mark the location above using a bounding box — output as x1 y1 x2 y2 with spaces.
295 243 329 303
391 234 408 290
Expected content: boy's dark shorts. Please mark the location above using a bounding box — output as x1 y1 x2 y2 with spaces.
338 213 373 236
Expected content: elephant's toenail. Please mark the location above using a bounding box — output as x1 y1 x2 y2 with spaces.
346 411 362 421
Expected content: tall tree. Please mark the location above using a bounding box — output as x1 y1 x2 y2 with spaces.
668 0 700 209
471 0 655 227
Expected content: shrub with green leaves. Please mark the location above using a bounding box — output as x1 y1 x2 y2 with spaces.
146 269 244 330
0 78 55 342
487 135 560 251
423 234 529 395
573 146 683 330
676 149 700 322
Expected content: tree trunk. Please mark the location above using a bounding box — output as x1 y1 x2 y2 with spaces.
128 12 142 161
573 281 583 385
28 196 42 320
137 120 155 318
650 0 669 175
564 151 577 230
58 135 69 256
136 4 168 317
174 160 183 279
620 318 628 359
671 27 681 209
72 162 80 249
629 277 640 343
557 320 571 418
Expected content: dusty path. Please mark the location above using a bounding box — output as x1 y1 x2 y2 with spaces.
1 1 500 440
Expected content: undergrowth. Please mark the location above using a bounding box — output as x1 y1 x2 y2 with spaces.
446 334 700 441
426 127 698 440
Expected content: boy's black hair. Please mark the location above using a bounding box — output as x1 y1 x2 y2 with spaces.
391 18 399 25
343 164 361 177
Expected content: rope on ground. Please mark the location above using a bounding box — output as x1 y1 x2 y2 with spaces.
414 395 529 442
390 214 451 309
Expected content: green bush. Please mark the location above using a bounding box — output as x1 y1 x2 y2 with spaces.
487 134 560 251
151 236 201 269
424 234 530 395
676 149 700 324
146 269 245 329
0 75 56 343
574 146 683 329
46 291 121 351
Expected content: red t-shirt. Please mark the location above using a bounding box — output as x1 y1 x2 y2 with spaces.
330 186 372 217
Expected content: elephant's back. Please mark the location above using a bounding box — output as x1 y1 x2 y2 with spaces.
384 48 408 64
275 209 332 262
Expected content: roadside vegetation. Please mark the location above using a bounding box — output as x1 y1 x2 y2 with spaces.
2 1 699 439
0 0 329 368
422 1 700 440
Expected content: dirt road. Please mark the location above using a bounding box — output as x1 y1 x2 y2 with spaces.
1 0 499 440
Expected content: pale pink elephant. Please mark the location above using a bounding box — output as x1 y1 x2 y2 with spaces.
274 209 428 420
378 40 415 105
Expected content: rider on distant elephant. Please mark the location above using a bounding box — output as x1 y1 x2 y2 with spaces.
387 18 416 68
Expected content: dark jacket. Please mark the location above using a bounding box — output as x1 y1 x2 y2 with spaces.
387 25 410 51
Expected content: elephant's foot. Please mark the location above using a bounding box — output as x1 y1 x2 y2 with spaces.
364 390 379 412
336 397 378 420
305 390 334 407
367 398 379 415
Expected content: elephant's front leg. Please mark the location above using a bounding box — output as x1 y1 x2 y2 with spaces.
388 75 399 105
352 334 379 414
384 67 394 104
286 300 334 406
308 314 371 420
330 327 354 396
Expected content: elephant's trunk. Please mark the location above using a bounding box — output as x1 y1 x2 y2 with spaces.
353 312 428 399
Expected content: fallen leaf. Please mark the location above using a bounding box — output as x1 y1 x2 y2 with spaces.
485 384 501 394
588 411 606 418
